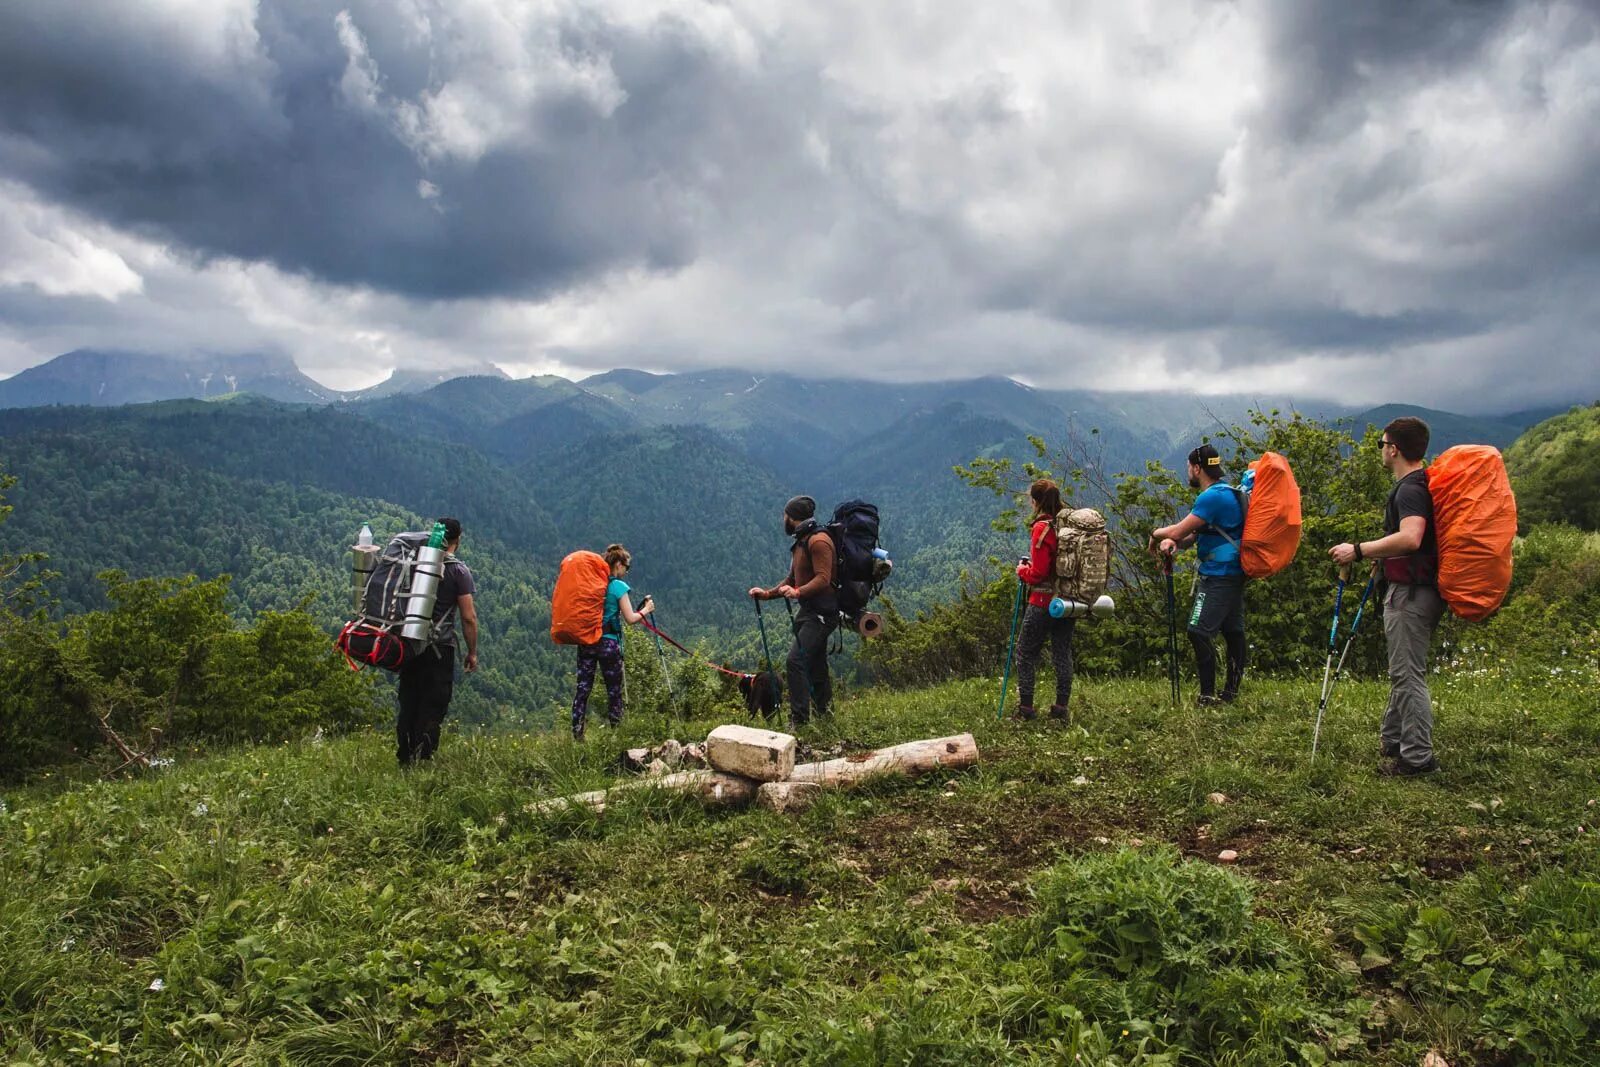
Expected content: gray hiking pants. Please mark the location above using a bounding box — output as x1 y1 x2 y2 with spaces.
1381 583 1445 767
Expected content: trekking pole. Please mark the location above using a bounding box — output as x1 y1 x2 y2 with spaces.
996 578 1027 720
1164 555 1180 708
1311 564 1350 760
644 597 677 712
753 596 781 712
1331 563 1379 682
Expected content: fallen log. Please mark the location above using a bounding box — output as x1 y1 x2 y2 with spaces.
529 769 758 815
788 733 978 787
529 732 979 816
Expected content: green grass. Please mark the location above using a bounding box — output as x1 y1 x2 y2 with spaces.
3 673 1598 1065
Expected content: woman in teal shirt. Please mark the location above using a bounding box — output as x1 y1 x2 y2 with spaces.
571 544 655 740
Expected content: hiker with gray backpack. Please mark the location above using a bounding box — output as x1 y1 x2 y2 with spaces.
337 517 478 766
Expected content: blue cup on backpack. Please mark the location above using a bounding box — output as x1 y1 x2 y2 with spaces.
871 547 890 561
1048 596 1068 618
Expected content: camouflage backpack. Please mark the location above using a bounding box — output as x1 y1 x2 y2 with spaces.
1041 508 1111 603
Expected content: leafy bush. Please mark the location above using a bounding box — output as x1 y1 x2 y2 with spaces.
0 571 381 780
998 847 1364 1065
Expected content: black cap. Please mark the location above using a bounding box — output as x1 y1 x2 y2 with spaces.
784 495 816 521
1187 444 1223 470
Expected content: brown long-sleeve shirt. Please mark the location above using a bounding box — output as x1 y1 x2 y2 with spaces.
769 529 836 607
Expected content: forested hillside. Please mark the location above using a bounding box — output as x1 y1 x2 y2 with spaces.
0 369 1582 739
1505 402 1600 531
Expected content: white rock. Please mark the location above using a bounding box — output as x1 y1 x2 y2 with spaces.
646 759 668 778
622 748 652 772
657 739 684 767
706 724 796 782
1206 792 1229 805
683 742 708 768
1422 1051 1450 1067
756 781 822 814
1217 849 1239 864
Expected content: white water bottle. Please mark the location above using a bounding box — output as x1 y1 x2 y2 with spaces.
357 522 374 547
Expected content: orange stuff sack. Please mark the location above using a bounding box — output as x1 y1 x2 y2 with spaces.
1239 451 1302 579
1428 445 1517 621
550 550 611 645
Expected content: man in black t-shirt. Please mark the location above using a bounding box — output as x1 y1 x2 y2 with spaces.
397 517 479 766
1330 417 1444 776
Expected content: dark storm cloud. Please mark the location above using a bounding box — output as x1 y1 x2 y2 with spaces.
0 0 1597 411
0 0 805 299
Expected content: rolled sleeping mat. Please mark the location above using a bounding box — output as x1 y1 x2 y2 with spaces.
401 544 447 643
1048 594 1115 620
856 611 885 638
350 544 380 613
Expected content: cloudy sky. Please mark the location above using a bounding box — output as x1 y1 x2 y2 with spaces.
0 0 1596 411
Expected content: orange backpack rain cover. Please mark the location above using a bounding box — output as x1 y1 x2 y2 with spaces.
1240 451 1302 579
550 550 612 645
1428 445 1517 621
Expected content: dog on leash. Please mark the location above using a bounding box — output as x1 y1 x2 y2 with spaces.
739 670 783 720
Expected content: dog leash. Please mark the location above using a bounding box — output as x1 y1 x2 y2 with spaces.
640 619 752 680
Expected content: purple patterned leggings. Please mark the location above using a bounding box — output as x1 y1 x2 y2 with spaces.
572 637 625 734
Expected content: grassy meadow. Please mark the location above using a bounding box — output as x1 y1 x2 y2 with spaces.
3 671 1598 1065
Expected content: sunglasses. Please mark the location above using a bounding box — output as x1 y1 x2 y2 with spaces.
1378 439 1393 449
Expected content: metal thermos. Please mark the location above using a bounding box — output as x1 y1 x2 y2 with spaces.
401 522 449 643
401 545 446 643
350 523 378 612
351 545 380 612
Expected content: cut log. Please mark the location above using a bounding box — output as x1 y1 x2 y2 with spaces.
531 731 978 817
529 769 759 815
706 724 796 782
788 733 978 787
756 781 823 814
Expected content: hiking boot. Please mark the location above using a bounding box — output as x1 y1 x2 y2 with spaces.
1219 689 1239 705
572 723 585 743
1048 703 1071 723
1380 742 1400 759
1380 757 1440 778
1013 704 1038 722
1197 695 1223 708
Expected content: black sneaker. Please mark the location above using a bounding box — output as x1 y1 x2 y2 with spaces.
1014 704 1038 722
1380 743 1400 759
1380 757 1439 777
1048 704 1071 723
1219 690 1239 704
1197 695 1223 708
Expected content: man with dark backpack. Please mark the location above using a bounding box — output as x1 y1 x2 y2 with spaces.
748 495 837 727
1330 417 1442 777
1149 444 1247 705
397 517 478 766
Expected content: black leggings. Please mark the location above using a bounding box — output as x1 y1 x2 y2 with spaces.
1014 605 1076 708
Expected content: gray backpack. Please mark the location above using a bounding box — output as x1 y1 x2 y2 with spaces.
1041 508 1111 603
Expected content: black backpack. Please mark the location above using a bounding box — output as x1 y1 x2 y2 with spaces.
825 500 886 620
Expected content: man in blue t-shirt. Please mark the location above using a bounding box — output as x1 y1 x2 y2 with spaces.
1149 444 1248 705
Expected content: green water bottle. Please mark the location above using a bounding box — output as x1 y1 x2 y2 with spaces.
427 521 447 549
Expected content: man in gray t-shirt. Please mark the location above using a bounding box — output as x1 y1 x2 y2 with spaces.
397 517 479 766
